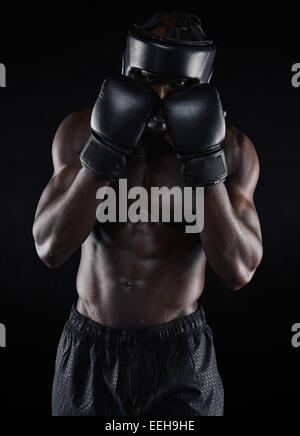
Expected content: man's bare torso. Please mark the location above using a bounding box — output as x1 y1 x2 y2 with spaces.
77 124 206 329
33 105 261 330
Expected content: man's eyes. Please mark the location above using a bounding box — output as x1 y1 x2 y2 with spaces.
172 80 187 88
138 71 156 82
135 70 194 88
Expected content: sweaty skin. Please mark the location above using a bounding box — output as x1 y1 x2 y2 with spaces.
33 80 263 329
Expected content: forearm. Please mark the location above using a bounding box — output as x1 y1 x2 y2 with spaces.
33 168 108 268
200 182 262 289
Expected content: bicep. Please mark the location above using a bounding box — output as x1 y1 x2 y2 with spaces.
51 110 91 188
225 127 260 200
52 113 82 175
34 110 92 221
36 111 90 210
224 129 262 237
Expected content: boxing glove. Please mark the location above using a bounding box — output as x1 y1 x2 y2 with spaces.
80 75 160 180
162 84 228 187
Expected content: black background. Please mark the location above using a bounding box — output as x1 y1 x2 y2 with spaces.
0 5 300 416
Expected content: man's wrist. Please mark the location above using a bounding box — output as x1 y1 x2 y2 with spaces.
79 166 110 188
182 148 228 187
80 134 127 181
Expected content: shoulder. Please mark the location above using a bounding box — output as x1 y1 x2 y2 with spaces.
223 125 260 193
54 108 92 154
52 108 92 173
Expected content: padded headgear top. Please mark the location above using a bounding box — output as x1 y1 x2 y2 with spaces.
123 13 217 83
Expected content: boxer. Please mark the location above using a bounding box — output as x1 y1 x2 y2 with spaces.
33 13 263 416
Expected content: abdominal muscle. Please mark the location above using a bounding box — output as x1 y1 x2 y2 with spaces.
76 221 207 329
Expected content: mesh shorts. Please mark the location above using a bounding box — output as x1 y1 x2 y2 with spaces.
52 305 224 416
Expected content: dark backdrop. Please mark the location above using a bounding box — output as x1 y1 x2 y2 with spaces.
0 8 299 416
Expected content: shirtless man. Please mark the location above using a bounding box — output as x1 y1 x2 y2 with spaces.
33 13 263 417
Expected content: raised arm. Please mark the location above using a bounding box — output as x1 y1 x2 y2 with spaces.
162 84 263 291
33 76 161 269
33 109 108 269
200 126 263 290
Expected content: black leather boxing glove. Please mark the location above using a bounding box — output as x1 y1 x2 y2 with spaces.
80 75 160 180
162 84 228 187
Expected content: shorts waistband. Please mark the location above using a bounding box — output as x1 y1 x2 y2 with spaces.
66 305 207 345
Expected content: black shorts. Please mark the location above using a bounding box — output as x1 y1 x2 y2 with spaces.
52 305 224 416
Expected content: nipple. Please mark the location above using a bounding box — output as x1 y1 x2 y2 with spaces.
125 281 135 290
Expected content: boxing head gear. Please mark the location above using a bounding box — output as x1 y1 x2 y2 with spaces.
123 14 217 84
122 14 217 133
